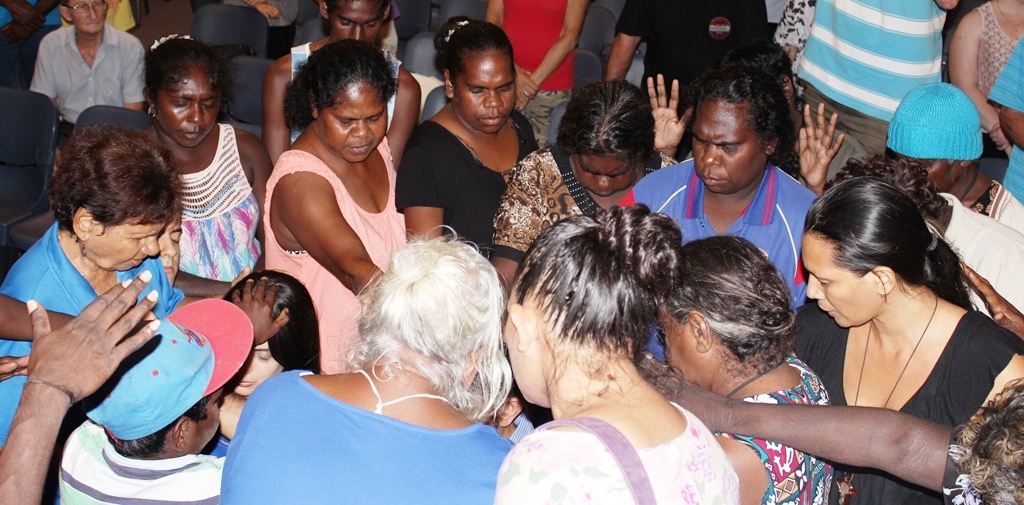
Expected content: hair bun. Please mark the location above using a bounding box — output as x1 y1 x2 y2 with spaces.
595 205 683 298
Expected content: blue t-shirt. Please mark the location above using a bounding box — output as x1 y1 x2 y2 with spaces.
222 371 513 504
630 159 815 307
0 223 183 445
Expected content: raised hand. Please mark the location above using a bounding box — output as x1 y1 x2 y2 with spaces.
799 103 844 195
647 74 687 158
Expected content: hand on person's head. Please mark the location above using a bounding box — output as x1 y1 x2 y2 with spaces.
230 277 289 346
964 263 1024 340
25 272 161 404
0 356 29 382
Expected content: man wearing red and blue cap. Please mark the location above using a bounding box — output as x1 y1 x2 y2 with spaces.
58 299 253 504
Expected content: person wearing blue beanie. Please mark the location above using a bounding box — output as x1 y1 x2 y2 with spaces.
887 83 1024 235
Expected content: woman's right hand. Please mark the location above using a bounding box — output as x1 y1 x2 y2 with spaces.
648 74 687 158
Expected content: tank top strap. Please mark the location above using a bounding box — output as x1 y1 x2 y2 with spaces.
356 369 452 415
356 369 387 414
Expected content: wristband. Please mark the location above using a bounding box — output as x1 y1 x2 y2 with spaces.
26 379 76 408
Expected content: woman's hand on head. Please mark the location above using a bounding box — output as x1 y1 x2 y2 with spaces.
231 277 290 346
648 74 687 157
24 273 161 403
799 103 844 195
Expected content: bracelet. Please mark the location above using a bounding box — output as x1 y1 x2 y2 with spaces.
25 379 76 407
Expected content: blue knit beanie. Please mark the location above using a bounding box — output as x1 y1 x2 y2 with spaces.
887 83 983 161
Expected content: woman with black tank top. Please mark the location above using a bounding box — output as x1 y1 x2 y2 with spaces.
795 177 1024 504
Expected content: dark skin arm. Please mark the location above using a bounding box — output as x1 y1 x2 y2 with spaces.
604 33 640 81
173 271 231 298
490 255 518 295
0 275 159 501
261 55 294 164
388 67 420 168
0 295 73 342
637 354 951 492
270 172 381 293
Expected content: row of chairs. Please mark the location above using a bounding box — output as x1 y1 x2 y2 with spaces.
0 94 152 281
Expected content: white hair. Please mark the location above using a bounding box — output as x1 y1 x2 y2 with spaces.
350 237 511 422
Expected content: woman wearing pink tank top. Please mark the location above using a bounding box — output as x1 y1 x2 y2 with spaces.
264 39 406 374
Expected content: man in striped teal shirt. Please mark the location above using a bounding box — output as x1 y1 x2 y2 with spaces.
798 0 959 156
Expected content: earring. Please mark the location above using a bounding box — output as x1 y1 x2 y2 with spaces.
80 242 87 258
147 104 156 117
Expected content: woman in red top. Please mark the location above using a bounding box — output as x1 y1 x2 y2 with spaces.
486 0 587 145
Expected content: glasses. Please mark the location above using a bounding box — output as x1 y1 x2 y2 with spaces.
66 1 107 13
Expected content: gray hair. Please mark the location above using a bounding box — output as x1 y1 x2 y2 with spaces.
350 237 511 422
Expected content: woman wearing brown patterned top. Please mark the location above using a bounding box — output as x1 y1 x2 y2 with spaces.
490 80 677 290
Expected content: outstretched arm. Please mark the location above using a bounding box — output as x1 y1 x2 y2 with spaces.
637 354 951 491
0 274 160 502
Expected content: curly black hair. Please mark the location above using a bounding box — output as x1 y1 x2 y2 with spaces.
687 64 798 176
829 155 947 221
145 37 232 106
556 80 655 168
283 39 397 131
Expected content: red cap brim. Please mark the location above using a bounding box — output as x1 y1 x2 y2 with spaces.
167 299 254 396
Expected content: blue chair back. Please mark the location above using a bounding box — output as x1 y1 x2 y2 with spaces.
394 0 431 39
575 50 602 88
0 87 59 245
434 0 487 31
228 55 274 126
191 4 269 59
579 5 616 58
296 0 321 25
75 105 152 130
546 100 568 147
420 85 447 122
295 18 328 46
404 32 442 80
